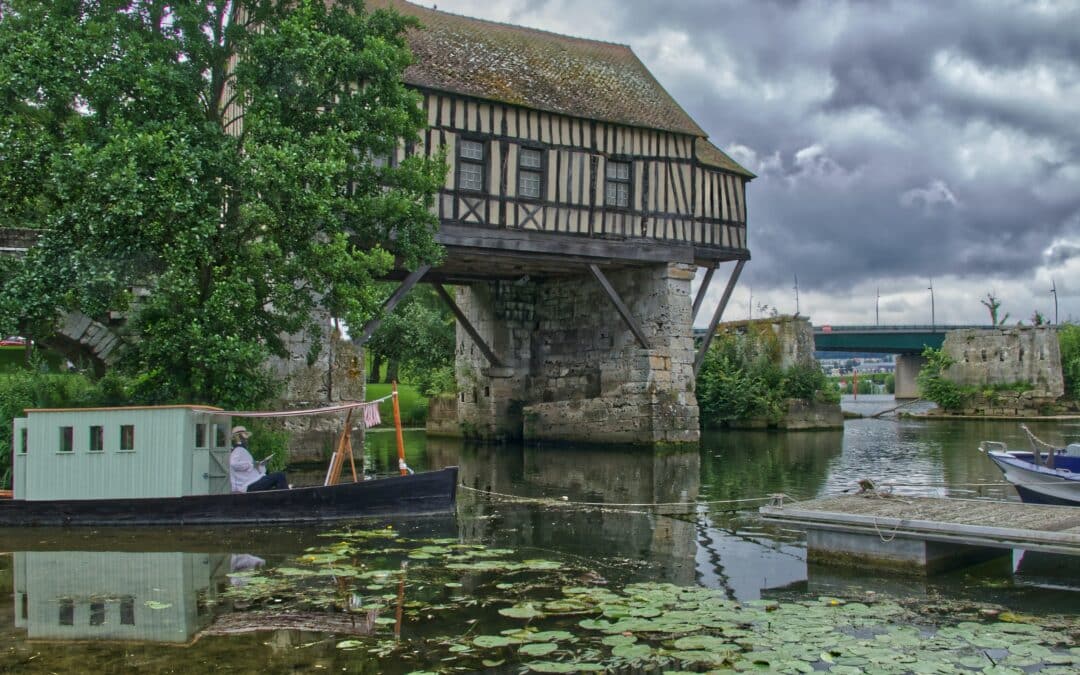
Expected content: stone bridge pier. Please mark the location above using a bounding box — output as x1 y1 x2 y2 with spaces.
453 263 699 446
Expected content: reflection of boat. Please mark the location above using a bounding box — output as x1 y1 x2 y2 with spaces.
11 551 380 644
6 404 457 526
980 430 1080 506
14 551 225 643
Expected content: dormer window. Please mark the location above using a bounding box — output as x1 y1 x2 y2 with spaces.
458 140 485 192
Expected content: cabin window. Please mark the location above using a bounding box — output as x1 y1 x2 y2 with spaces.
19 427 27 454
518 147 544 199
89 426 104 453
457 139 485 192
605 160 632 208
20 593 27 620
59 598 74 626
90 602 105 626
120 596 135 625
195 423 208 449
214 424 228 448
59 426 73 453
120 425 135 451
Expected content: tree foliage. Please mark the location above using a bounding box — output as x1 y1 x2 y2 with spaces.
915 347 969 411
0 1 446 408
366 285 455 394
980 292 1009 326
696 326 838 429
1058 323 1080 400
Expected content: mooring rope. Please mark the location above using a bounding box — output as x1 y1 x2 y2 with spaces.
457 484 791 510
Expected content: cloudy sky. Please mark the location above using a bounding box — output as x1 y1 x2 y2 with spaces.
428 0 1080 327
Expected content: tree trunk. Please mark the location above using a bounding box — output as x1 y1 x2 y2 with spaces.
385 358 399 384
369 353 383 383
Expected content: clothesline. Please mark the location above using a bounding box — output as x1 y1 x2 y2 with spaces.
205 395 393 419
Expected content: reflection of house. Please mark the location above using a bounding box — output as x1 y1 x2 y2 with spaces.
12 406 232 500
13 551 227 643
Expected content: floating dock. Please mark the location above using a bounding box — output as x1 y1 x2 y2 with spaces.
760 494 1080 575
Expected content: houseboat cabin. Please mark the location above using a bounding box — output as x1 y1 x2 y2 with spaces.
11 405 232 501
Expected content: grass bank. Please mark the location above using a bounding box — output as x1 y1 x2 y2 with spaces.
364 383 428 427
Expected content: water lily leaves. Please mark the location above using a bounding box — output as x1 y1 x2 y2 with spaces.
499 603 545 620
144 600 172 610
672 635 733 651
335 639 364 649
601 635 636 647
669 649 725 665
521 559 562 570
526 630 574 642
473 635 518 649
611 643 652 660
373 617 397 625
525 662 604 673
519 642 558 657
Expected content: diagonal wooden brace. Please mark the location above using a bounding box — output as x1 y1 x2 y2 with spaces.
691 265 715 324
355 265 431 346
434 284 506 368
588 264 650 350
694 259 746 376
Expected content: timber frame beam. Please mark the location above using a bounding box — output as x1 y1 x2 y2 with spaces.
433 284 506 369
355 265 431 346
691 265 715 324
588 264 651 350
694 259 746 376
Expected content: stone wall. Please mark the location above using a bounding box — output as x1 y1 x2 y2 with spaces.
941 326 1063 398
715 316 817 369
453 263 699 445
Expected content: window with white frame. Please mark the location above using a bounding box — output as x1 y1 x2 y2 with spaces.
458 139 485 192
605 160 631 208
518 147 543 199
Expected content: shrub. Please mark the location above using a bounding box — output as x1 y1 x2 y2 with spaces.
1059 323 1080 399
915 347 970 411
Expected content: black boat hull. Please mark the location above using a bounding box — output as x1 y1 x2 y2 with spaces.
0 467 458 526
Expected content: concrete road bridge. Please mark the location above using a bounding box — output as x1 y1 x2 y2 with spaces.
815 324 995 399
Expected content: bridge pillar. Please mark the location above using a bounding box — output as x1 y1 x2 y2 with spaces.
454 263 699 445
895 353 926 400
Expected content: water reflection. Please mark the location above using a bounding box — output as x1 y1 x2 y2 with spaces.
13 551 226 643
430 439 701 585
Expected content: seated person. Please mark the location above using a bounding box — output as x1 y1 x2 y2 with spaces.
229 426 289 492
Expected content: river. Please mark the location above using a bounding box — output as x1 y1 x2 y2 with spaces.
3 394 1079 672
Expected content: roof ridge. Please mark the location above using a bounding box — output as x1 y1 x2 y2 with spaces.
391 1 635 51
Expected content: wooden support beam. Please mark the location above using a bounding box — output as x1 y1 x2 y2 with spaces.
694 259 745 376
588 264 651 350
355 265 431 345
433 284 506 368
691 265 715 324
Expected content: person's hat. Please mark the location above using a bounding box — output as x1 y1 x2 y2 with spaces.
231 426 250 438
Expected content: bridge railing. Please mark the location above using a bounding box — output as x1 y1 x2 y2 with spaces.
813 325 995 333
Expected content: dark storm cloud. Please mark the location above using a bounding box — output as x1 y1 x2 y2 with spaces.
559 0 1080 295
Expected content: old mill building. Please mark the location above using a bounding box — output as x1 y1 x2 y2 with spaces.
363 1 754 445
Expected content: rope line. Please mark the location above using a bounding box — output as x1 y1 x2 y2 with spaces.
209 396 393 419
457 484 788 509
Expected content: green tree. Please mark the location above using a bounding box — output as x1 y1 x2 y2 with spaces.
0 1 446 408
366 285 454 393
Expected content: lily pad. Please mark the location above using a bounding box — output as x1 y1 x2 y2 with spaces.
519 642 558 657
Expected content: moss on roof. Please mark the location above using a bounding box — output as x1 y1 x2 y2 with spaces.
696 138 755 178
374 0 706 137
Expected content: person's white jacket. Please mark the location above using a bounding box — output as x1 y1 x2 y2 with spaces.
229 444 265 493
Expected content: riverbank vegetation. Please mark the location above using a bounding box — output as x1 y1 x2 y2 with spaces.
697 326 839 428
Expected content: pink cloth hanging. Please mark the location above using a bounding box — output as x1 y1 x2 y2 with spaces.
363 401 381 428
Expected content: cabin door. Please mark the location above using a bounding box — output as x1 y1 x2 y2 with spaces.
208 450 230 494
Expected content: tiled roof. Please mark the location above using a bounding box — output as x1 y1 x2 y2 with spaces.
696 138 755 178
373 0 706 137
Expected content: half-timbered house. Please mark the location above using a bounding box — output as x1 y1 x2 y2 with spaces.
364 1 753 445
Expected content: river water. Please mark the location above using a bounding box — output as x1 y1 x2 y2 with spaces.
3 394 1079 672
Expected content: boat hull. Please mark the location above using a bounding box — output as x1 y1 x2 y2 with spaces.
0 467 458 526
986 452 1080 506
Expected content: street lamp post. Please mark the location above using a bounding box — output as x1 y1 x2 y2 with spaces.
1051 279 1059 325
875 287 880 326
928 279 935 330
